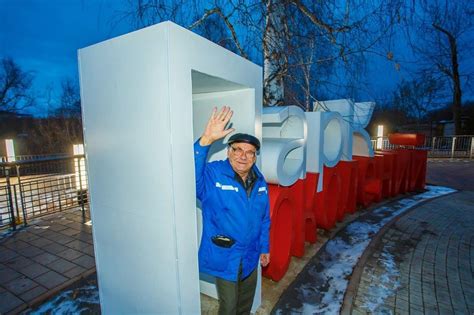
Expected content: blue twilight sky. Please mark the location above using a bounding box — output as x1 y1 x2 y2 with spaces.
1 0 133 115
3 0 467 116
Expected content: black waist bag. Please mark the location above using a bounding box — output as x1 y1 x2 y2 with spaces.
211 235 235 248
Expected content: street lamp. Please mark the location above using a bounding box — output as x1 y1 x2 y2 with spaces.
5 139 15 162
376 125 384 150
73 144 87 190
73 144 88 217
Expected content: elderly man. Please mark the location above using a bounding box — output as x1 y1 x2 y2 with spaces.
194 106 270 314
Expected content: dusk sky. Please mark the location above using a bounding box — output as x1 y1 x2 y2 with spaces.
1 0 133 115
2 0 470 116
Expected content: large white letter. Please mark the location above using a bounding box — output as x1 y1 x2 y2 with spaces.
261 106 307 186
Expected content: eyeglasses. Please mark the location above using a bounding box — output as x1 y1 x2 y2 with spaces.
230 146 256 159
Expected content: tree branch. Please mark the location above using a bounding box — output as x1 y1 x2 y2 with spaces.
290 0 351 37
189 7 248 59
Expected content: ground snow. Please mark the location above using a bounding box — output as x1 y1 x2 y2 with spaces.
361 249 401 313
275 185 455 314
32 186 455 314
30 285 99 314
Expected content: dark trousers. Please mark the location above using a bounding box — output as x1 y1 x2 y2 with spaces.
215 265 258 315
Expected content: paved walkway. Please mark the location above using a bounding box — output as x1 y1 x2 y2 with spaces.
1 158 472 314
427 158 474 190
348 191 474 314
0 207 94 314
271 186 456 314
344 159 474 314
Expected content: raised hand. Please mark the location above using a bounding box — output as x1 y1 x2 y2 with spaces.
199 106 235 146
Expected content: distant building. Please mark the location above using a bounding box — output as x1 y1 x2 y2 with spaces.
437 120 456 136
396 123 433 137
396 117 469 137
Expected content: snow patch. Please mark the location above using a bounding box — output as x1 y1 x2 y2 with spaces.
274 185 455 314
34 225 50 230
361 248 401 313
30 284 99 314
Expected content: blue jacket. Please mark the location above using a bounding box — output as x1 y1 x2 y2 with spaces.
194 140 270 281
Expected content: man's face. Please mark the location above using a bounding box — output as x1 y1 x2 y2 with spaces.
227 142 257 175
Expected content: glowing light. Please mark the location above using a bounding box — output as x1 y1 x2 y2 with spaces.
376 125 384 150
73 144 87 190
5 139 15 162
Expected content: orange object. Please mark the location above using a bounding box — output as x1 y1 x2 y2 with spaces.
373 155 386 202
388 133 425 146
396 149 428 192
391 149 411 195
333 162 348 221
414 150 428 190
303 173 319 243
346 160 359 214
288 179 305 258
375 151 396 198
335 160 359 216
314 166 341 230
353 156 382 207
377 150 406 197
263 184 294 281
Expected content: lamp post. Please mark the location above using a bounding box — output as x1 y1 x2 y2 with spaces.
3 139 17 228
376 125 384 150
5 139 15 162
73 144 87 219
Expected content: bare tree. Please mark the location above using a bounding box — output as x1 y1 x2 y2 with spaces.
392 77 443 122
117 0 405 109
30 79 83 154
54 79 82 119
405 0 474 134
0 57 35 113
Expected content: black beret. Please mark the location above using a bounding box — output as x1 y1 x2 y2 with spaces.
227 133 261 151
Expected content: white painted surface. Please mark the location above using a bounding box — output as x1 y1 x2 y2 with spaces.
79 21 262 314
261 106 289 124
261 105 307 186
314 99 375 158
352 102 375 157
313 99 354 161
305 112 343 191
353 102 375 129
5 139 15 162
353 130 375 157
261 137 306 186
376 125 384 150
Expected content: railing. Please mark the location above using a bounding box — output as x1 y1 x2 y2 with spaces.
0 153 70 163
0 155 89 230
0 184 16 228
371 135 474 159
371 138 397 151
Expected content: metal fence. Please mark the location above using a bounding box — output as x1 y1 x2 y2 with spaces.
0 155 88 230
372 135 474 158
0 153 69 163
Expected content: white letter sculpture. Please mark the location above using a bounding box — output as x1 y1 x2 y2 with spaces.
261 105 307 186
79 21 262 314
